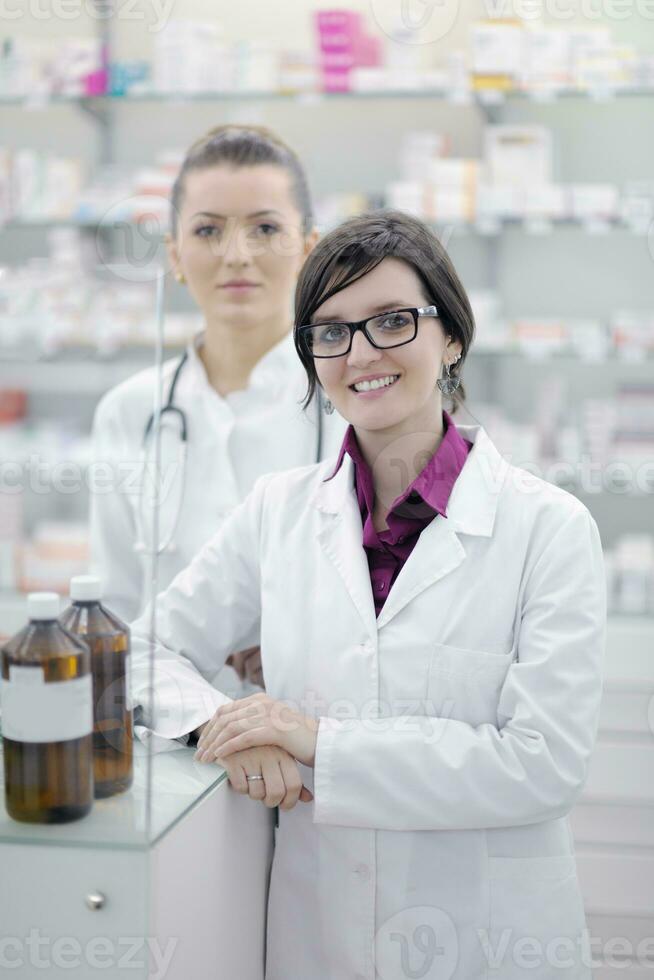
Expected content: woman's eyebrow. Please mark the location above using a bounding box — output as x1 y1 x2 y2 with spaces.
190 209 283 219
312 301 411 323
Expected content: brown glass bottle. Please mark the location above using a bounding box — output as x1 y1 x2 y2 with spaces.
60 576 133 799
1 592 94 824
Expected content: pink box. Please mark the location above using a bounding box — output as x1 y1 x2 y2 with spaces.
320 67 352 93
319 50 355 70
84 68 108 96
315 10 363 33
357 34 382 67
315 9 363 51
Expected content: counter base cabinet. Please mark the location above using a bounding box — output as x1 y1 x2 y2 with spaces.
0 778 274 980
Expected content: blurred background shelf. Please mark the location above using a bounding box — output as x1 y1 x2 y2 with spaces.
4 86 654 109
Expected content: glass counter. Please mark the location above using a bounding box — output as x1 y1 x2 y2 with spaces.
0 738 227 849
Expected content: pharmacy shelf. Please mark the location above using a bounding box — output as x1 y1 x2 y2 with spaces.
0 348 652 392
0 355 166 393
3 86 654 108
3 216 651 237
1 217 105 229
468 349 654 364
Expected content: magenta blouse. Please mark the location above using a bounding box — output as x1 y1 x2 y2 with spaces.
325 410 473 615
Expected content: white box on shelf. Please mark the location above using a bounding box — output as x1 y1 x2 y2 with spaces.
523 183 567 221
470 21 524 79
476 182 524 221
385 181 426 218
483 125 553 187
427 187 471 224
399 132 450 182
571 184 619 221
521 27 572 90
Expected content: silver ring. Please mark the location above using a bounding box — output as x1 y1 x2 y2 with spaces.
245 774 264 781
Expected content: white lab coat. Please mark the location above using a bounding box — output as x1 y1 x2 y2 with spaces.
130 421 606 980
89 328 344 698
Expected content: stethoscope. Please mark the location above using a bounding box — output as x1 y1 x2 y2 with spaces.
134 351 324 556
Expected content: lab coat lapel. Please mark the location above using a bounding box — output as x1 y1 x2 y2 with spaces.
315 455 378 641
314 425 506 635
375 519 466 628
376 424 505 629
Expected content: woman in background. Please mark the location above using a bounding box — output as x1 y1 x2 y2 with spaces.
90 124 342 701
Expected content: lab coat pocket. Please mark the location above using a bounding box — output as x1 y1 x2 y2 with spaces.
426 642 514 727
486 855 590 979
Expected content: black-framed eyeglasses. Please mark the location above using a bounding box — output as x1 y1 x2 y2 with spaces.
298 305 439 359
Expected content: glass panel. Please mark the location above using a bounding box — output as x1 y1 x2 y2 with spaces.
0 246 226 850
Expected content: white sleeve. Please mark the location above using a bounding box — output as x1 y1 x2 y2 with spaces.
312 508 607 831
89 396 144 623
128 474 272 741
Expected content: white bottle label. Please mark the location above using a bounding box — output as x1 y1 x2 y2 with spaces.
1 666 93 743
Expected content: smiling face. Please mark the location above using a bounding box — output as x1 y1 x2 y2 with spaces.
167 163 316 329
312 257 462 437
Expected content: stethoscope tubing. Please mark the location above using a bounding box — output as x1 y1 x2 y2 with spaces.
134 352 323 556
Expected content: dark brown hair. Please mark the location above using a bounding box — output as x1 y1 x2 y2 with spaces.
170 124 313 236
294 209 475 414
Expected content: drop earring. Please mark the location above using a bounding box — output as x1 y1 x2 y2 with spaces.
436 358 461 395
323 398 335 415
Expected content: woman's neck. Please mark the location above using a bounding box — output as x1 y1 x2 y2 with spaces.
199 315 290 397
355 400 445 516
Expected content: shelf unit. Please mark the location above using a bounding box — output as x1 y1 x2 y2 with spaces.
3 84 654 107
2 39 653 580
4 215 652 235
3 27 654 978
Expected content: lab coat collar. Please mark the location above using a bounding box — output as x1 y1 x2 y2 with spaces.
313 423 508 635
315 422 504 538
185 328 299 396
184 330 209 388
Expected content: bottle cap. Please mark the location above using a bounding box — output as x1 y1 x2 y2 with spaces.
27 592 60 621
70 575 102 602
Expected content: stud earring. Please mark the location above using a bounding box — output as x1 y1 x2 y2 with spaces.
175 272 186 284
436 359 461 394
323 398 335 415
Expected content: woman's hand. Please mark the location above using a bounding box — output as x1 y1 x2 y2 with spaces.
225 646 265 689
195 693 319 768
201 744 313 810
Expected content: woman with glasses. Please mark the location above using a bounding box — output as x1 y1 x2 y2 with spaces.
130 209 605 979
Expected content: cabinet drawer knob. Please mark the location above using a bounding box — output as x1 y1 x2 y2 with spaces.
85 892 106 910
